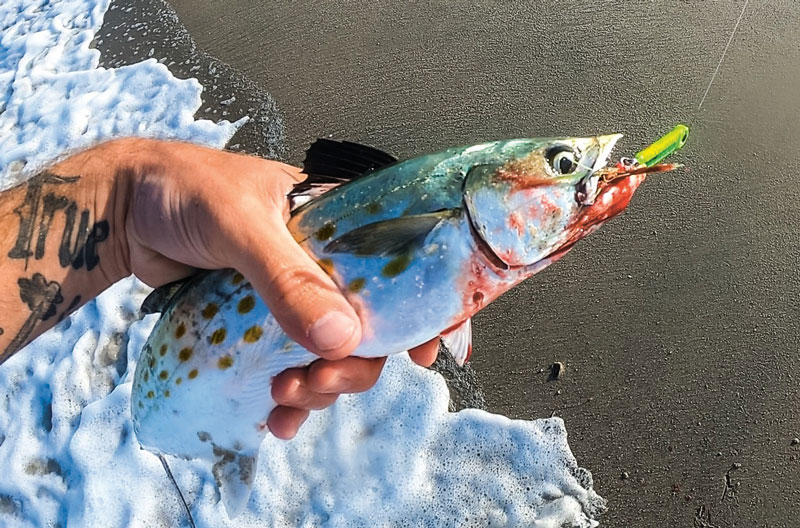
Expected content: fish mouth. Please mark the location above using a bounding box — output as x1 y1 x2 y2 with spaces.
545 133 683 262
590 133 623 173
553 134 658 253
587 133 683 212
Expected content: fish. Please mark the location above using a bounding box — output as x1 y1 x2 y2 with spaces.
131 134 677 517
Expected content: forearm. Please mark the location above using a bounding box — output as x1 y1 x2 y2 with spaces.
0 139 138 363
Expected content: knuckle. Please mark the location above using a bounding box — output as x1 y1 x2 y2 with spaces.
267 265 316 301
271 370 305 404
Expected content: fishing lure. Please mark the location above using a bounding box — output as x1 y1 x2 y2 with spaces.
132 128 687 517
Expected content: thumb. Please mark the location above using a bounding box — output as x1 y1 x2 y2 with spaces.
233 215 362 360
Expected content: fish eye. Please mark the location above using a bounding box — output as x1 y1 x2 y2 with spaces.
547 147 579 175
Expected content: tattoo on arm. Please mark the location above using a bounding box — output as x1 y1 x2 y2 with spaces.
7 171 109 271
57 295 82 324
59 204 109 270
2 273 63 361
8 173 78 268
2 170 112 361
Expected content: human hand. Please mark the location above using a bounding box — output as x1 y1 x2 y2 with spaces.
120 138 439 438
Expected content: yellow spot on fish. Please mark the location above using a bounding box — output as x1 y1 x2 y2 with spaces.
165 390 171 398
318 258 334 276
179 347 193 361
315 222 336 241
176 377 183 385
347 277 366 293
382 253 413 278
201 303 219 319
238 295 255 314
210 328 227 345
232 272 244 285
243 325 263 343
175 323 186 338
147 391 154 399
366 202 382 214
188 369 198 380
218 355 234 369
159 370 168 380
143 372 149 382
159 345 167 357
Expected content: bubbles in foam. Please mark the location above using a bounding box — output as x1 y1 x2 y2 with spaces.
0 0 241 190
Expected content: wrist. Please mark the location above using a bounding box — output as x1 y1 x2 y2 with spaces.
50 138 159 285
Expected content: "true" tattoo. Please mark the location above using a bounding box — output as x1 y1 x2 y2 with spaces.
8 172 109 271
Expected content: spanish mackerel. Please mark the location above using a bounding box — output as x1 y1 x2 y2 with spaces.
131 134 682 516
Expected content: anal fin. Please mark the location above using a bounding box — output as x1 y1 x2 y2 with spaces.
441 318 472 366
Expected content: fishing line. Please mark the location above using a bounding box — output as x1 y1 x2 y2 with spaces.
158 454 197 528
697 0 750 110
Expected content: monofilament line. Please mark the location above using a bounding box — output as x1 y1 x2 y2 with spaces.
698 0 750 110
158 454 197 528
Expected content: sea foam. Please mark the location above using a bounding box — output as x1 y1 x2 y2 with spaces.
0 0 603 526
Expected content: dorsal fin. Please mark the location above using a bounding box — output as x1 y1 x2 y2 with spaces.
289 139 398 208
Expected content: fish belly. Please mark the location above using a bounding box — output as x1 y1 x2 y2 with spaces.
131 220 479 460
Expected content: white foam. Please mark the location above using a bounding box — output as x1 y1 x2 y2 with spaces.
0 0 242 190
0 0 603 526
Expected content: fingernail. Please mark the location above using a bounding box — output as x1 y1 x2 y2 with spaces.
309 311 356 352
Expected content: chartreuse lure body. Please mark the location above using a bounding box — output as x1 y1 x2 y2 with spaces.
634 125 689 167
131 132 685 517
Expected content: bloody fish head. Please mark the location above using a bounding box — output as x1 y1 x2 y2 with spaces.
464 134 636 268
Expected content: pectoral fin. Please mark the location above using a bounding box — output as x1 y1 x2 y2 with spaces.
213 449 258 518
139 271 210 317
441 318 472 366
324 209 461 257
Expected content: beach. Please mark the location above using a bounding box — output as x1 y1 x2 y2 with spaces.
162 1 800 526
1 0 798 525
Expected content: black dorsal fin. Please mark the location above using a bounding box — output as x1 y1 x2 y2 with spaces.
304 139 398 180
289 139 398 208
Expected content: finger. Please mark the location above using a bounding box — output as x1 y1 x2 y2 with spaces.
128 248 197 288
276 163 306 183
272 367 339 410
234 214 362 361
408 338 440 367
307 356 387 394
267 406 310 440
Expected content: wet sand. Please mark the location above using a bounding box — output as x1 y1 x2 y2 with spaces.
146 1 799 525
